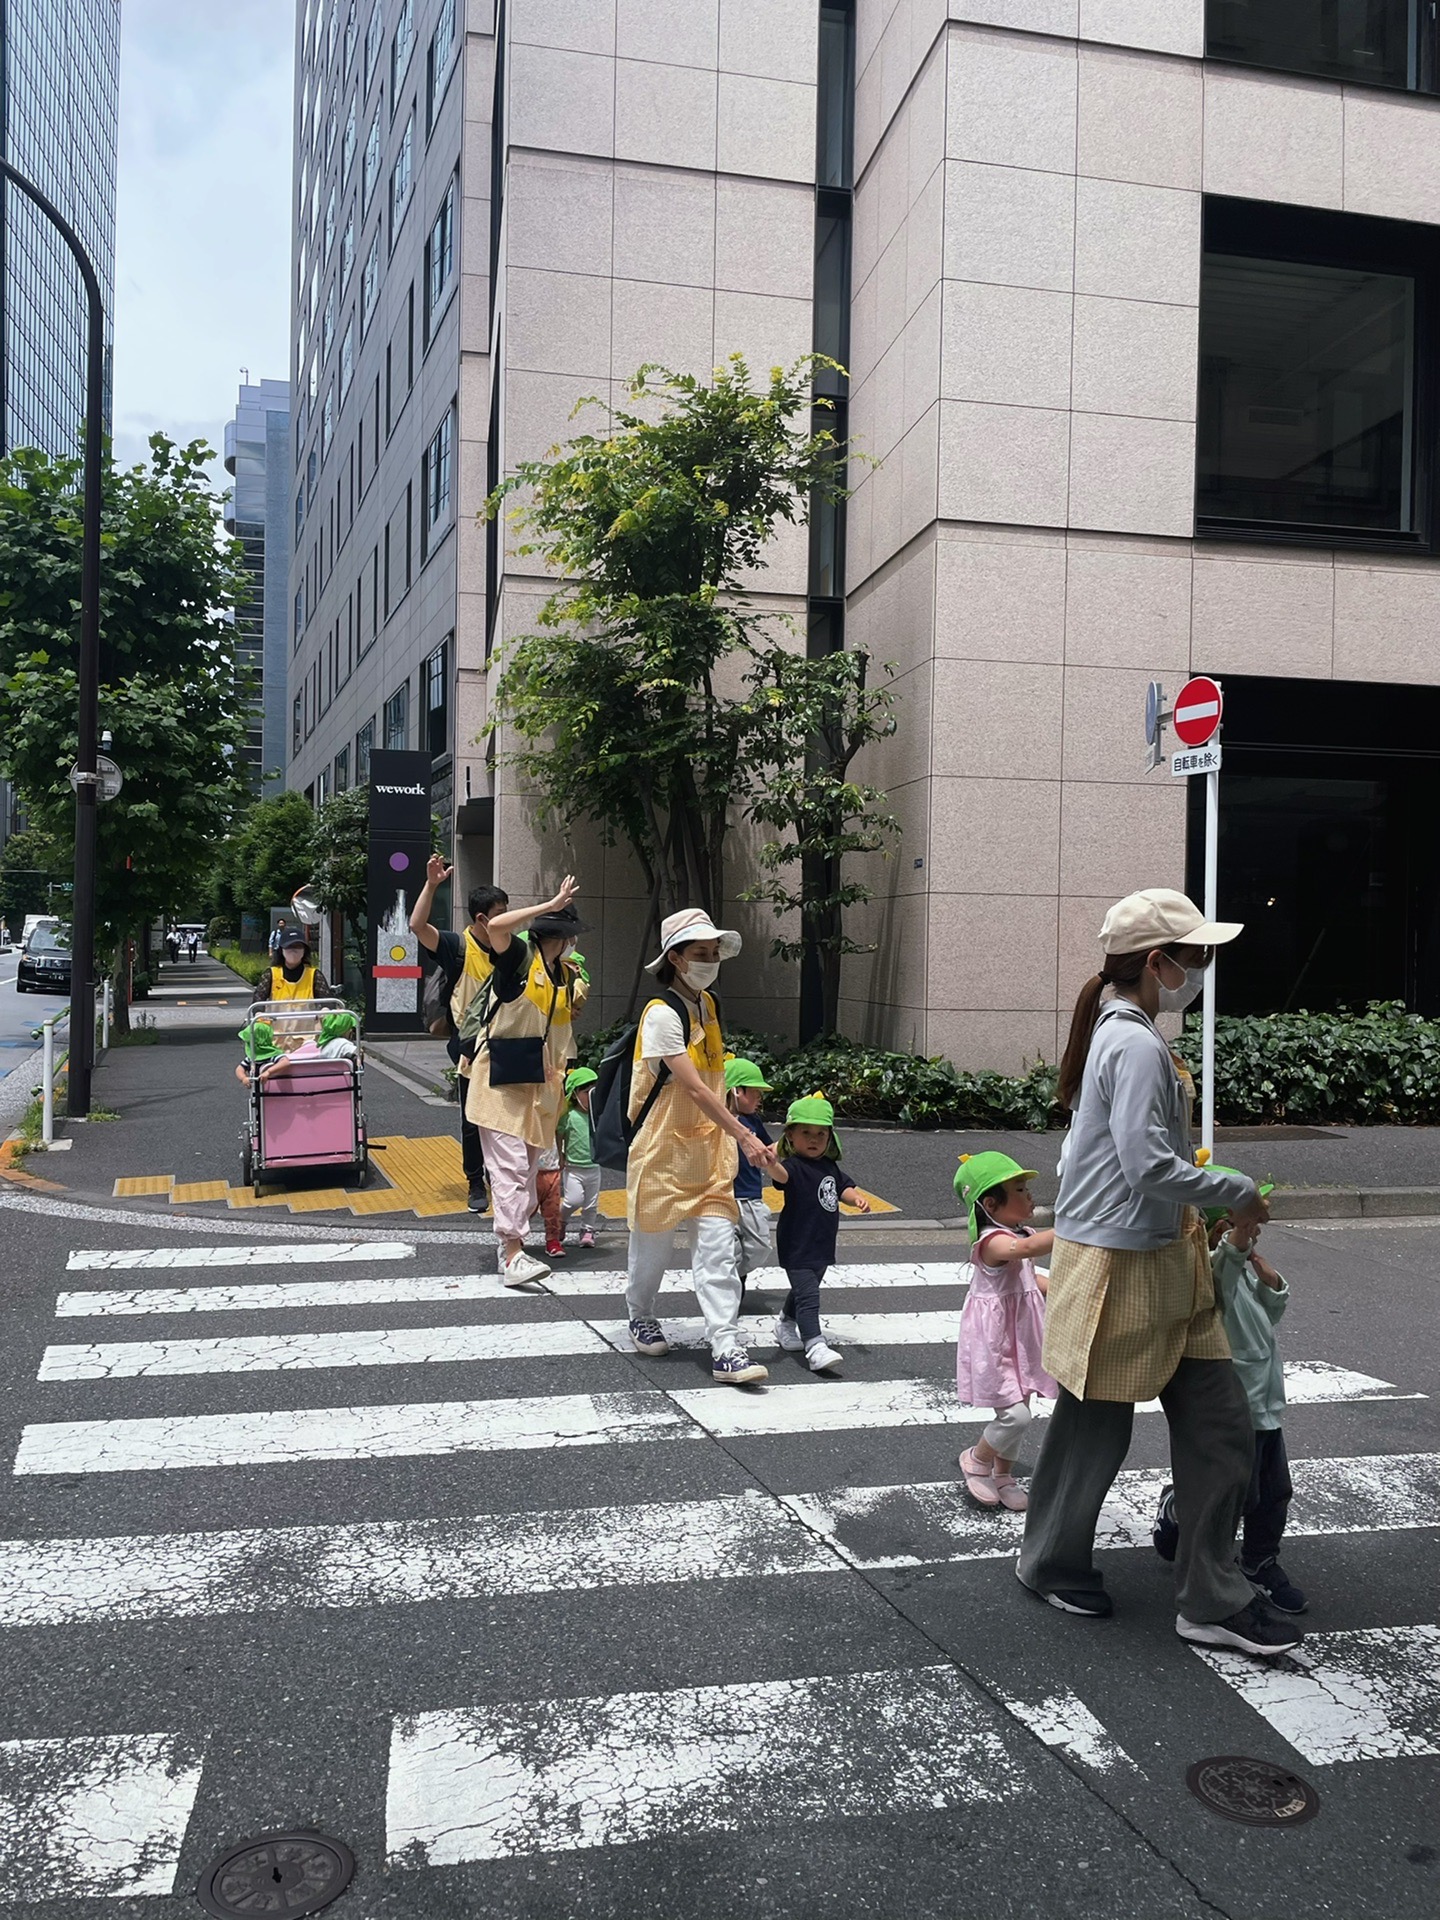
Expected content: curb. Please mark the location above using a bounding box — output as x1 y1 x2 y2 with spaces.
1270 1186 1440 1220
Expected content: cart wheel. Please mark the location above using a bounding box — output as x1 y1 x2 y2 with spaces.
240 1139 254 1189
351 1154 369 1188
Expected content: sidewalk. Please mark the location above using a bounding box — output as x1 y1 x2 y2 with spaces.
6 959 1440 1225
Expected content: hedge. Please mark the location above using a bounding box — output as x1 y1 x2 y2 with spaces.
576 1000 1440 1130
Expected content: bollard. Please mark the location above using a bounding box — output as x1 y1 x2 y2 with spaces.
101 979 111 1054
42 1016 56 1145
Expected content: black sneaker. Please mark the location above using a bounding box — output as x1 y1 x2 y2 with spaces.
628 1317 670 1357
1015 1566 1113 1617
1243 1557 1308 1615
1176 1597 1303 1656
467 1179 488 1214
1152 1483 1178 1562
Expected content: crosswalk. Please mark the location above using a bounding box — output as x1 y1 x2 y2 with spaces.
3 1230 1437 1901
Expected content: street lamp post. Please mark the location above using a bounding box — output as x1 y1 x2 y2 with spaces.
0 159 103 1117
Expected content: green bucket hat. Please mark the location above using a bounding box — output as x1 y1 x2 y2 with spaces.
1203 1165 1275 1228
954 1150 1039 1240
565 1066 599 1094
318 1010 359 1046
783 1091 841 1156
237 1018 283 1064
725 1057 772 1093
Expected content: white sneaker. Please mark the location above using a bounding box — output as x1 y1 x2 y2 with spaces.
774 1314 804 1352
806 1338 843 1372
502 1249 551 1288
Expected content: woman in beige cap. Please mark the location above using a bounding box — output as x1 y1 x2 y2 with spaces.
625 908 776 1386
1015 888 1301 1659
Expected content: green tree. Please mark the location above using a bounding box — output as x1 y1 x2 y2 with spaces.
739 648 900 1041
0 435 252 1020
311 783 370 954
486 357 854 954
222 791 317 922
0 824 69 932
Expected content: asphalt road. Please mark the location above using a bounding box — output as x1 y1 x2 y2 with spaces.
0 947 68 1081
0 1183 1435 1920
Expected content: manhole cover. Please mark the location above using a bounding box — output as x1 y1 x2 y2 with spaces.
1185 1755 1320 1827
196 1830 355 1917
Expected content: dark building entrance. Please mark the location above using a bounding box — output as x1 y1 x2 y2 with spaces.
1186 675 1440 1015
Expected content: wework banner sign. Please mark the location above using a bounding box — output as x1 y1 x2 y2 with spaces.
366 750 431 1032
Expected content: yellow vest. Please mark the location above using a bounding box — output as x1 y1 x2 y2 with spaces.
463 950 589 1148
625 989 738 1233
269 966 317 1001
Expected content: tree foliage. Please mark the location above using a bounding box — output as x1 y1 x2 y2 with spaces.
0 436 251 970
739 648 899 1038
217 791 317 923
310 784 371 938
0 824 68 931
486 357 854 938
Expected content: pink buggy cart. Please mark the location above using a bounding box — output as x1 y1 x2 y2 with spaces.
239 998 369 1191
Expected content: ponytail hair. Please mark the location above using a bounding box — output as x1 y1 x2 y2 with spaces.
1057 948 1149 1112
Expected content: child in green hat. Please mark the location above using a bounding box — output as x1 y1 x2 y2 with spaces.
725 1058 776 1293
770 1093 871 1371
560 1066 601 1248
953 1151 1057 1511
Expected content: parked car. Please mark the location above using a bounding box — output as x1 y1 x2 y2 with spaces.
16 922 72 995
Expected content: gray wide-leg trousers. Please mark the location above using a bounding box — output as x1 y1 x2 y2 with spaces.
1017 1357 1256 1623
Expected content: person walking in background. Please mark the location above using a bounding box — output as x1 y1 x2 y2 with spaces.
1015 888 1299 1659
560 1067 602 1248
953 1152 1057 1513
461 877 588 1288
769 1093 871 1373
1154 1172 1305 1615
725 1057 776 1299
624 909 776 1386
410 859 510 1214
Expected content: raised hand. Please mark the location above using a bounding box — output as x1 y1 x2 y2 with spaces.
551 874 580 912
426 854 454 888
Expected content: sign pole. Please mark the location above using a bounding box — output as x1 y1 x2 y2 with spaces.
1201 761 1220 1157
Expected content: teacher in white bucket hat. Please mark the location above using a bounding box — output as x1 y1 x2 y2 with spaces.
625 908 776 1385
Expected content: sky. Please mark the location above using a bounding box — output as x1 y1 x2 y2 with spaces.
110 1 295 488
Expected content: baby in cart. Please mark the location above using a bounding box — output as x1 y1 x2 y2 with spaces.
235 1010 359 1085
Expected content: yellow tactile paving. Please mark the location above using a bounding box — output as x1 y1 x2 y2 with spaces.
223 1187 294 1209
285 1188 352 1212
170 1180 231 1203
113 1175 174 1197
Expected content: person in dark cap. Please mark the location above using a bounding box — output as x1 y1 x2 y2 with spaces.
256 924 333 1003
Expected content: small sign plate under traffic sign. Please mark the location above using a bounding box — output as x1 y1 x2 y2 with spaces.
1173 743 1222 778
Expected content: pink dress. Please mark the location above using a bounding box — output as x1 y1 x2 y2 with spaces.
956 1227 1058 1408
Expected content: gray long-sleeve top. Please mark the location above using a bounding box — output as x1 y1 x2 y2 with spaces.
1055 1000 1257 1250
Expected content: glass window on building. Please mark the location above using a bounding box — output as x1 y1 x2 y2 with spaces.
344 0 358 69
334 744 350 792
421 406 454 556
293 695 303 754
307 446 319 505
316 767 331 807
363 107 383 209
390 113 414 245
294 585 305 645
323 388 335 461
1207 2 1438 94
362 230 382 333
422 637 450 758
323 282 337 359
327 0 339 62
391 0 416 101
295 490 305 548
1197 201 1425 542
424 176 456 341
427 0 458 132
341 210 356 287
340 316 356 399
310 166 321 237
384 681 409 751
343 98 357 177
356 718 374 781
326 103 338 164
325 186 337 261
364 2 383 91
310 257 321 322
817 3 856 189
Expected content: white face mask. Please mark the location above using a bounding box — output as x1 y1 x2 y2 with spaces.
1156 964 1206 1014
679 958 721 990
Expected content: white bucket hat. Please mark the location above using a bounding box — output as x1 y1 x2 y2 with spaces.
644 907 742 973
1099 887 1242 956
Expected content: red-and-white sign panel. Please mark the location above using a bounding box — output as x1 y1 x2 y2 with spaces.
1172 675 1223 748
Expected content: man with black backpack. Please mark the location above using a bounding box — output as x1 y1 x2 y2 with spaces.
409 857 509 1214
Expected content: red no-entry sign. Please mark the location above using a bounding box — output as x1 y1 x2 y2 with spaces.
1173 675 1223 748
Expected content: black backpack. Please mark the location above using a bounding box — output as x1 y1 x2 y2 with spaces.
589 989 691 1172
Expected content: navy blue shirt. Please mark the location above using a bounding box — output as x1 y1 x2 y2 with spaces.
733 1114 773 1200
776 1154 855 1270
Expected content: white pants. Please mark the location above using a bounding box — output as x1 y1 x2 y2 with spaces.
735 1197 773 1279
983 1400 1033 1459
563 1164 602 1231
627 1217 743 1356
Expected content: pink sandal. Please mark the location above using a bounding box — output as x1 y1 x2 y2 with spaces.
960 1446 1001 1507
991 1467 1028 1512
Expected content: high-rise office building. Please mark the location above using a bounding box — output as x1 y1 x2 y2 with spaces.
225 380 295 793
290 2 1440 1060
0 0 120 458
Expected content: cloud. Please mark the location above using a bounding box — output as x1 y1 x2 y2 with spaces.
112 1 294 486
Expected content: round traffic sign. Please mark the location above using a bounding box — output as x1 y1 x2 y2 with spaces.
1173 676 1223 748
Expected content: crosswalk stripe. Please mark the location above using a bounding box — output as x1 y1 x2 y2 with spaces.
589 1311 957 1351
12 1391 697 1475
1192 1624 1440 1764
54 1261 970 1317
64 1241 415 1271
38 1319 612 1380
997 1690 1140 1775
2 1452 1435 1629
0 1731 204 1900
384 1665 1030 1864
13 1364 1417 1475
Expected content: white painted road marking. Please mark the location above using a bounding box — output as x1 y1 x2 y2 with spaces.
384 1666 1029 1864
998 1690 1140 1775
12 1391 696 1475
1193 1624 1440 1764
0 1731 204 1900
676 1378 985 1438
64 1241 415 1271
39 1318 611 1379
541 1261 971 1297
589 1310 959 1351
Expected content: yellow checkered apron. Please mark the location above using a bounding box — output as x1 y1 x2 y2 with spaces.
1041 1208 1231 1402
